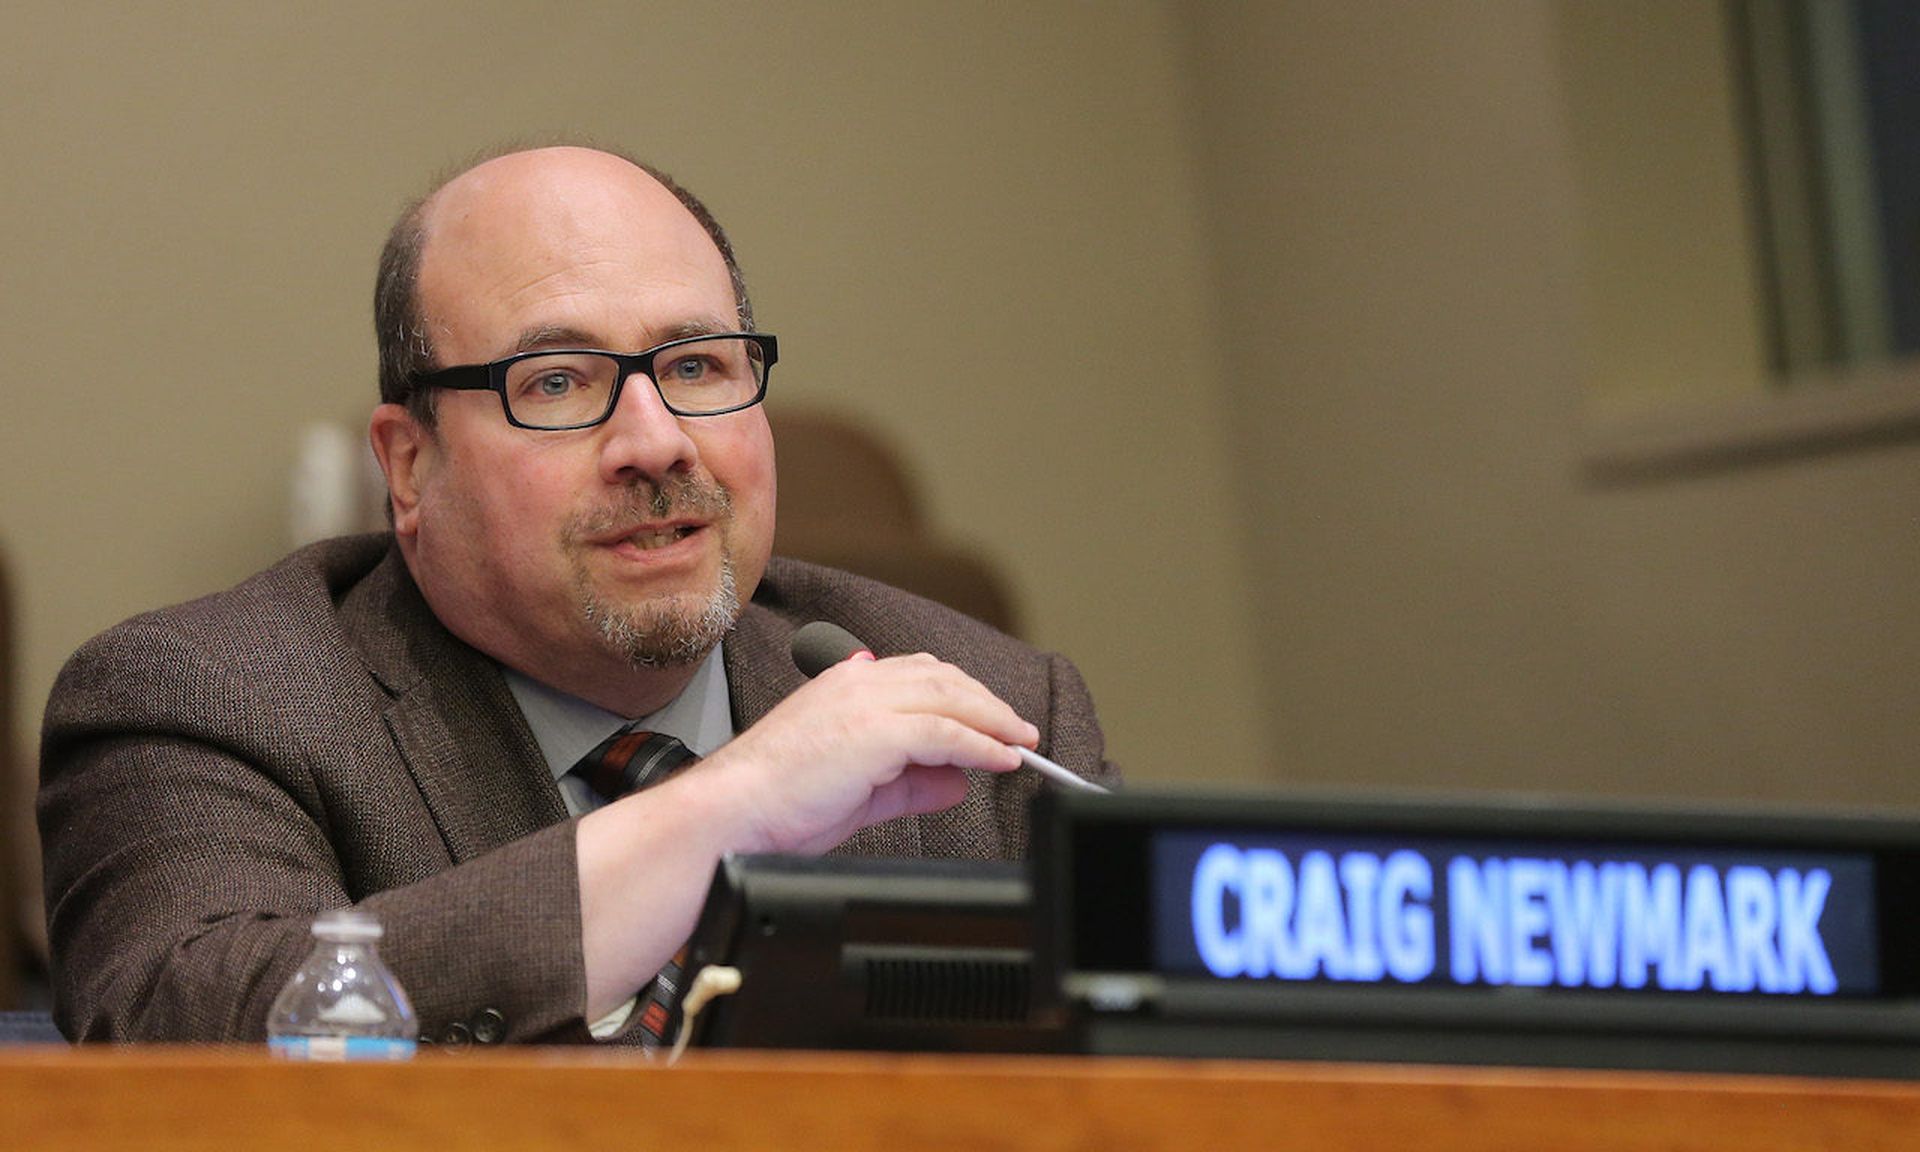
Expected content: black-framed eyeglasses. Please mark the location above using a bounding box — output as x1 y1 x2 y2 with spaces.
410 332 778 430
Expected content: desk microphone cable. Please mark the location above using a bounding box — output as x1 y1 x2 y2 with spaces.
667 965 742 1064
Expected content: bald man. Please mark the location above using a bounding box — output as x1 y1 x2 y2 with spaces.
39 147 1116 1045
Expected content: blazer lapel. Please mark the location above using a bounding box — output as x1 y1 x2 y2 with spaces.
722 601 807 731
342 546 568 862
724 594 924 858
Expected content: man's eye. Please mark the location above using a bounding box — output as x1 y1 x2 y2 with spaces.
663 357 709 381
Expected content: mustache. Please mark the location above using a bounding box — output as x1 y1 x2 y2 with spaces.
566 473 734 538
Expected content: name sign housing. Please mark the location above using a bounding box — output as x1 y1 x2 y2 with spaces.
1032 789 1920 1076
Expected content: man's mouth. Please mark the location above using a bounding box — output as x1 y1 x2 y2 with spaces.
620 524 701 551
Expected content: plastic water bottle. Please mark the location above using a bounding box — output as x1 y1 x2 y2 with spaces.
267 908 417 1060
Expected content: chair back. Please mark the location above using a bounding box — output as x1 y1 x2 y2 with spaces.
768 408 1021 635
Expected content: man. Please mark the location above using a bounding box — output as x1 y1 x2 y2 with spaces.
38 146 1115 1045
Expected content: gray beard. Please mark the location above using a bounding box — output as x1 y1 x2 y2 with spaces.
577 553 740 669
564 473 743 669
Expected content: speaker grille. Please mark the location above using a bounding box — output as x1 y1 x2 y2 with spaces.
860 950 1032 1024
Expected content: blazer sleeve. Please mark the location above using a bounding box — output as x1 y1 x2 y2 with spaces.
38 623 603 1045
1043 650 1121 792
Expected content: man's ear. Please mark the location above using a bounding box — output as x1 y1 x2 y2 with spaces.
369 403 433 538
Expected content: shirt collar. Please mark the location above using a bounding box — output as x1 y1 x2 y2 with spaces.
504 642 734 786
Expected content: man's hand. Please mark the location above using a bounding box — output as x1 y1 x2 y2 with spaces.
573 652 1038 1019
697 652 1037 855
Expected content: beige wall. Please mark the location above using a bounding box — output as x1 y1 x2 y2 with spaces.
1182 0 1920 810
0 1 1264 807
1556 0 1769 416
8 0 1920 846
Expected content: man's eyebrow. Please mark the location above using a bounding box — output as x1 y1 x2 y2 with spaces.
649 318 734 344
512 325 600 354
509 318 736 356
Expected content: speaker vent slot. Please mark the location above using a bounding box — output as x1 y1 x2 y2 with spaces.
857 948 1032 1024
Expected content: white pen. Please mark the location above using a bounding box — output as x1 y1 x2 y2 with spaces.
791 620 1111 794
1017 745 1109 793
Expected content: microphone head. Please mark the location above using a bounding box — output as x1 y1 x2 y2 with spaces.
791 621 870 678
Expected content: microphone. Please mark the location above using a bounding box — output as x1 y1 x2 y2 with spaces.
788 621 1109 794
791 620 871 677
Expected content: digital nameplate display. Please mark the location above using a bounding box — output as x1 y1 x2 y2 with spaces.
1151 831 1879 998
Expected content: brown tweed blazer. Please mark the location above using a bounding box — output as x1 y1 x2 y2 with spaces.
38 534 1114 1044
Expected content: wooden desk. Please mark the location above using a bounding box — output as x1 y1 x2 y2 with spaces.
4 1047 1919 1151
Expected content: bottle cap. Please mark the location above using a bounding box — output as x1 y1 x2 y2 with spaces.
310 907 384 943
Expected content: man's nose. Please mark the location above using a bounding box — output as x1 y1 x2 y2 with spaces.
596 371 699 483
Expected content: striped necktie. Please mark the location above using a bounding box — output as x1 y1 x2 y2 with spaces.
569 727 700 1048
573 727 699 805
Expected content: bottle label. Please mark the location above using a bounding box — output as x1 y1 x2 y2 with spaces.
269 1035 417 1061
